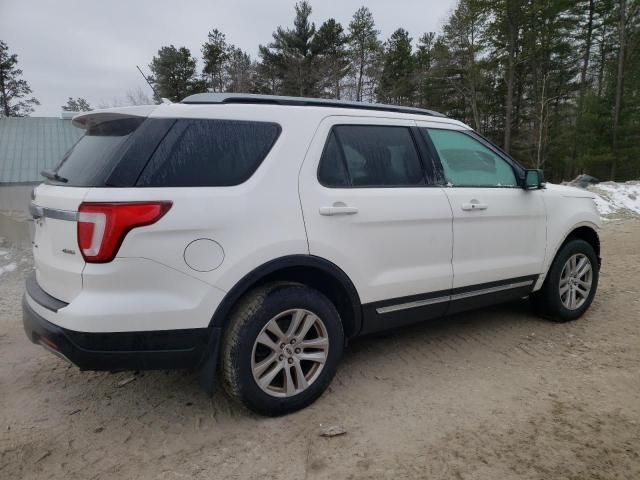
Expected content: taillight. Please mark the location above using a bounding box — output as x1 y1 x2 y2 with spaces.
77 202 172 263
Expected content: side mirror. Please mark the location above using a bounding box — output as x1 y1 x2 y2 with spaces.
524 169 545 190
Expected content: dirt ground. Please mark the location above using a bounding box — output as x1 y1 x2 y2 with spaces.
1 220 639 480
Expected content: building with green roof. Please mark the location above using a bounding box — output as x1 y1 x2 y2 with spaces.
0 114 83 243
0 114 83 184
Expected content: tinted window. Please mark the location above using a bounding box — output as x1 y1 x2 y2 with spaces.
423 129 517 187
137 119 280 187
318 132 349 187
55 118 145 187
318 125 424 187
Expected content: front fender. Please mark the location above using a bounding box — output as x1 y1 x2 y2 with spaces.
536 194 600 290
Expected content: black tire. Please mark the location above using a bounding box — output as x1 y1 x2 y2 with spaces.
220 283 344 416
532 239 599 322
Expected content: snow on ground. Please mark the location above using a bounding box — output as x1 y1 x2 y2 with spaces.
587 181 640 219
0 262 17 276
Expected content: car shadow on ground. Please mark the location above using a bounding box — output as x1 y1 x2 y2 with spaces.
42 298 555 422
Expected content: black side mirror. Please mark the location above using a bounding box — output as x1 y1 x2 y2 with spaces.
524 169 545 190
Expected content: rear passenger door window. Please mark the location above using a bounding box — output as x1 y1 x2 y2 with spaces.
318 125 425 187
422 128 517 187
137 119 280 187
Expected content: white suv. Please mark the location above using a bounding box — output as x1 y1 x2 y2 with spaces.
23 94 601 415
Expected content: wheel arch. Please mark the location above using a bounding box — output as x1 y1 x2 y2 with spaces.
209 255 363 340
563 224 601 264
537 222 601 291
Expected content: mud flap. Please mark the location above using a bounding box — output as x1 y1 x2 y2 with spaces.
198 327 222 396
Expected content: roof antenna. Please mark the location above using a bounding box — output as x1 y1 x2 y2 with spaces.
136 65 159 100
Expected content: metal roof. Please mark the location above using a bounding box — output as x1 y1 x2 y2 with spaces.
0 117 83 184
182 93 447 118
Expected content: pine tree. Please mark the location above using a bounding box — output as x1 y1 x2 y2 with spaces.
312 18 350 99
378 29 415 105
259 1 319 96
0 40 40 117
226 47 255 93
347 7 382 102
62 97 92 112
148 45 204 102
414 32 437 108
202 29 231 92
439 0 490 131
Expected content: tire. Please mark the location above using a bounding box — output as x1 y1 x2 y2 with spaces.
532 239 599 322
220 283 344 416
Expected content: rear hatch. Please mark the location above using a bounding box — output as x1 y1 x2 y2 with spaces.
30 106 161 303
31 185 89 302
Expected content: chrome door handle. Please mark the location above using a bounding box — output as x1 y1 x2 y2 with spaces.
319 205 359 216
461 201 488 211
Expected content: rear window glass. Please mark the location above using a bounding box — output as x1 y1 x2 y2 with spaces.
318 125 424 187
136 119 281 187
54 118 145 187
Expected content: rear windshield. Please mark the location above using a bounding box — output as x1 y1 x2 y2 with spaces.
54 118 145 187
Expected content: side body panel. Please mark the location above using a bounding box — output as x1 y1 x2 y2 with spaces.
444 186 547 288
298 115 454 307
416 120 547 290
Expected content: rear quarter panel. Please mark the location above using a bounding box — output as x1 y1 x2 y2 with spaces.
81 105 319 295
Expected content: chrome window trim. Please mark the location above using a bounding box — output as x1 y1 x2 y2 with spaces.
376 295 450 314
449 280 534 301
375 280 534 314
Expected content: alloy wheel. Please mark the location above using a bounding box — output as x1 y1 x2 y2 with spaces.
559 253 593 310
251 309 329 397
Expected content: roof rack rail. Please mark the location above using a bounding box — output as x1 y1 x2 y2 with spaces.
181 93 446 118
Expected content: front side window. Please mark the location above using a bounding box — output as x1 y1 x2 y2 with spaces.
422 128 517 187
137 119 281 187
318 125 424 187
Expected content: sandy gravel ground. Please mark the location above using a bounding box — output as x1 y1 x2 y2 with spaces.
1 220 639 480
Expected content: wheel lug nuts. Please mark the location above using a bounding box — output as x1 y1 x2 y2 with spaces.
279 355 284 361
295 348 301 354
280 343 285 349
290 339 296 344
287 358 293 364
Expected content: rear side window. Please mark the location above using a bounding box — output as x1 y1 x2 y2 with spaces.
137 119 281 187
55 118 146 187
318 125 424 187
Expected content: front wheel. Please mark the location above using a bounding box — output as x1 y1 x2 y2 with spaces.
221 283 344 416
532 239 599 322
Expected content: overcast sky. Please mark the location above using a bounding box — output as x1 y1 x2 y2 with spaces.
1 0 457 117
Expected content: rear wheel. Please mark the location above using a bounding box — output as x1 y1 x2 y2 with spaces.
221 283 343 416
532 239 599 322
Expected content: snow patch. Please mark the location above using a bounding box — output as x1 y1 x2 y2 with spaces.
587 181 640 219
0 262 17 276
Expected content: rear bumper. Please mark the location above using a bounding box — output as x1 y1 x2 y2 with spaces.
23 274 219 371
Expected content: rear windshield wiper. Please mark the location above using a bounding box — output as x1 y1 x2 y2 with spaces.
41 169 68 183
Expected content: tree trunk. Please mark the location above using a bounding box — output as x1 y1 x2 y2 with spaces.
611 0 626 180
536 75 547 169
570 0 595 178
503 0 519 153
356 54 365 102
597 30 607 97
0 74 9 117
504 47 515 152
